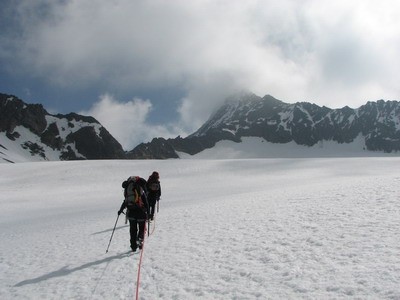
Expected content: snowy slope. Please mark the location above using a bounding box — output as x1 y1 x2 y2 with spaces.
5 133 399 164
0 126 72 163
178 136 400 159
1 158 400 299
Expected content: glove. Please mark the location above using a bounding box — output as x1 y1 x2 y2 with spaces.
118 210 123 215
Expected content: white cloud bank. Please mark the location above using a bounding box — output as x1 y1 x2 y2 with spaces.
81 94 186 150
3 0 400 137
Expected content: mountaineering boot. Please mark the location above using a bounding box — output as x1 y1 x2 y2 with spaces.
138 238 143 249
130 240 137 252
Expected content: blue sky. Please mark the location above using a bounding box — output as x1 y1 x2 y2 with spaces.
1 0 400 150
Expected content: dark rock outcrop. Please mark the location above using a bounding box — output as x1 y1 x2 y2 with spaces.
0 93 125 161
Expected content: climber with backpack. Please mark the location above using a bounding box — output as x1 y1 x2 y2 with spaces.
118 176 149 252
147 171 161 220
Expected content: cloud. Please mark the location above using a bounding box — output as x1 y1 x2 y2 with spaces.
81 94 186 150
3 0 400 129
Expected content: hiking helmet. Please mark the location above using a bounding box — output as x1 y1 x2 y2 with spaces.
152 171 159 178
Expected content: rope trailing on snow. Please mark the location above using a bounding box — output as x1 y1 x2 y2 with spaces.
134 211 158 299
135 221 147 300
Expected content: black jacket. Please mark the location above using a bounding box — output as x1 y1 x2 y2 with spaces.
146 177 161 204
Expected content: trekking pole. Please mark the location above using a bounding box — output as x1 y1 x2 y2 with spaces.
147 218 150 237
157 200 160 213
105 214 120 254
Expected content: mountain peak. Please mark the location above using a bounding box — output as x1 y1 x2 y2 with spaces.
131 95 400 158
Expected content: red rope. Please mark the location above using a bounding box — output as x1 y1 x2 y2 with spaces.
135 222 147 300
134 213 157 299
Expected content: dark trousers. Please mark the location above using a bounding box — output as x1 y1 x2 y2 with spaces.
129 219 145 247
149 202 156 218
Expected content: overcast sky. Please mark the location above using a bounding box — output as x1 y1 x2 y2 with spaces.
1 0 400 150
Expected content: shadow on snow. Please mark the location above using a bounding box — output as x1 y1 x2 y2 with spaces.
14 251 132 287
91 224 129 235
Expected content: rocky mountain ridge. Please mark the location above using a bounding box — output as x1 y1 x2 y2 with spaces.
1 92 400 162
128 93 400 158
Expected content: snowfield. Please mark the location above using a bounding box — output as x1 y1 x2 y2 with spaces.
1 157 400 299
